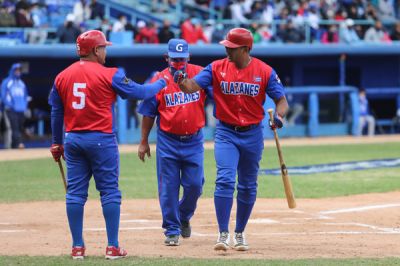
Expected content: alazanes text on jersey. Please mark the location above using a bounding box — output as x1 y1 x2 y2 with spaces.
165 91 201 107
220 81 260 97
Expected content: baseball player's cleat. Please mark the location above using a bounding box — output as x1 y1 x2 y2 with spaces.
180 221 191 238
164 235 180 246
71 246 85 260
214 231 230 251
105 246 127 260
233 232 249 251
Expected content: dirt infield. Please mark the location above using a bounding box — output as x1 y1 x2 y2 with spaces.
1 135 400 259
1 194 400 259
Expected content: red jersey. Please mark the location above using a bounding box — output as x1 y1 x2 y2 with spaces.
211 57 271 126
139 64 206 135
54 61 118 133
194 57 285 127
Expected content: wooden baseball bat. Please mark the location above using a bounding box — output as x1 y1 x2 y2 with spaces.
267 109 296 209
57 160 67 193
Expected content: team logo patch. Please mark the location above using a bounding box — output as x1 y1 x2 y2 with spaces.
220 72 226 78
254 76 261 82
123 76 131 84
276 74 281 84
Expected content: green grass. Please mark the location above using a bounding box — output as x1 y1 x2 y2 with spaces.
1 256 400 266
0 142 399 202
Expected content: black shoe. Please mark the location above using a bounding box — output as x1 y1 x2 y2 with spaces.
180 221 191 238
164 235 180 246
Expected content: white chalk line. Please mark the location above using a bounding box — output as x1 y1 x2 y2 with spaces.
320 203 400 215
324 222 400 233
0 229 30 233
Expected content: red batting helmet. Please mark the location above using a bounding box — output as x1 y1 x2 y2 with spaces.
76 30 112 56
219 28 253 50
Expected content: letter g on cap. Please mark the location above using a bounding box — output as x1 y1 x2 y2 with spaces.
176 43 183 52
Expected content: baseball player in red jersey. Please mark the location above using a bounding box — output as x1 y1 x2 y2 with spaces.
174 28 289 251
137 39 212 246
48 30 168 260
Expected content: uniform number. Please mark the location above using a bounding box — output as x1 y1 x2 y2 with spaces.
72 83 86 109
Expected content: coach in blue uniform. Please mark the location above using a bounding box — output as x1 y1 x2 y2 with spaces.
1 63 29 149
138 39 211 246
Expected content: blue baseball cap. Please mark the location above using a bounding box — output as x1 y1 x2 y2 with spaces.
168 39 189 58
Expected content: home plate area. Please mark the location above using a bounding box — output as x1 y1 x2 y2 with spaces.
1 192 400 259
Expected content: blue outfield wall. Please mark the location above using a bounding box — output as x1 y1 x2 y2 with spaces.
1 43 399 143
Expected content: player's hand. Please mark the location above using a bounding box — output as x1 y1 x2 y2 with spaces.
138 141 151 162
173 70 187 84
269 114 283 130
50 144 64 162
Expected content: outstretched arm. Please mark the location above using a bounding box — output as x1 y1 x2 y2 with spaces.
175 63 213 94
175 73 202 94
112 68 167 100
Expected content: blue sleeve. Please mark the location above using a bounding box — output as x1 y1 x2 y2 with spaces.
194 63 213 90
111 68 166 100
266 69 286 100
205 85 214 100
48 84 64 144
137 96 158 117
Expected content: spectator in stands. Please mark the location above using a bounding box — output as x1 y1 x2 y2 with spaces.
249 22 262 43
390 21 400 40
158 19 175 43
0 4 16 27
192 18 209 44
358 88 375 136
378 0 396 21
97 18 112 39
28 3 48 44
203 19 215 43
135 21 159 43
339 18 361 43
112 14 127 32
15 3 33 27
213 0 230 17
180 17 208 44
89 0 104 20
1 63 29 149
321 24 339 43
73 0 90 26
258 23 273 43
57 14 81 43
230 0 248 24
365 2 379 20
211 22 226 43
364 19 391 42
278 19 304 43
151 0 169 13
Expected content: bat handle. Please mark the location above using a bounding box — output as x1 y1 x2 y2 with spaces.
267 108 275 123
58 160 67 193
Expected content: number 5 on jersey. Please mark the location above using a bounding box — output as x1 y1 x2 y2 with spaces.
72 83 86 109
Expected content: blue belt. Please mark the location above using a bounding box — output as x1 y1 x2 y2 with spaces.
161 129 200 141
220 121 259 132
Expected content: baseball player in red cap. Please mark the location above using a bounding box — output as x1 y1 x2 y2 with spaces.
174 28 288 251
137 39 212 246
48 30 168 260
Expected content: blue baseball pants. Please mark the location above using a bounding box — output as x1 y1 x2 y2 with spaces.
213 122 264 233
64 132 121 247
156 129 205 236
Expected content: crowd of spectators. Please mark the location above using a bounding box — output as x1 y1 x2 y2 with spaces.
0 0 400 44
